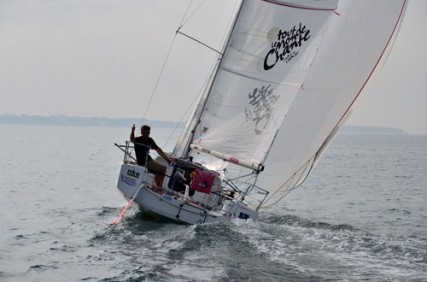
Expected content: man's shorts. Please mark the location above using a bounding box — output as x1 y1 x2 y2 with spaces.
146 160 166 174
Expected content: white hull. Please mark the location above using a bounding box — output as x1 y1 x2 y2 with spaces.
117 163 258 224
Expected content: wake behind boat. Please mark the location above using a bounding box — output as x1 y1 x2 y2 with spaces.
115 0 408 225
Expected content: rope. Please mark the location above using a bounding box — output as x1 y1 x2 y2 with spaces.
141 0 197 126
140 34 178 126
179 0 208 29
162 92 198 149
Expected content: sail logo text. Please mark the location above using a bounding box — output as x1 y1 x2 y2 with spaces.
127 169 140 178
264 23 311 70
244 84 279 135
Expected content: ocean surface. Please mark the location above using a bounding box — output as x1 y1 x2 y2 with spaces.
1 125 426 281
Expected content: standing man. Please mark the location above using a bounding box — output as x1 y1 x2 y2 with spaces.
130 124 171 193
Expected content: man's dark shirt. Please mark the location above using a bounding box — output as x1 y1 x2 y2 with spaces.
134 136 158 166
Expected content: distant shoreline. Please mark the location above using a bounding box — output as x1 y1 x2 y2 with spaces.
0 114 407 134
0 114 182 129
339 125 406 135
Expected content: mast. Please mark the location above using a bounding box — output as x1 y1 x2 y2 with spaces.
181 0 245 159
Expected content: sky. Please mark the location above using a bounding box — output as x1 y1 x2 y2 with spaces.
0 0 426 135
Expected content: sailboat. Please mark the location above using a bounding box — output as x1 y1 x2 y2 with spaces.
115 0 408 224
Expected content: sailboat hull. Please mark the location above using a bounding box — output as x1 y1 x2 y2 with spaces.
116 163 257 224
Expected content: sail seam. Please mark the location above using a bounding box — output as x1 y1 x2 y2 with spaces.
261 0 338 13
221 66 302 87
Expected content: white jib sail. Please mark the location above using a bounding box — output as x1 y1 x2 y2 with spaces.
257 0 409 206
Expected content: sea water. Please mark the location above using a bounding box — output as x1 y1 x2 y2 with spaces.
0 125 426 281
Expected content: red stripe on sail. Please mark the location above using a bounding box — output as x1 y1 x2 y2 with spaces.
336 0 408 130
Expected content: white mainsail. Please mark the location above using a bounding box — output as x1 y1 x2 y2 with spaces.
174 0 408 206
176 0 339 166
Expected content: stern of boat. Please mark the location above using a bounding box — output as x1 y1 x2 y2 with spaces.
117 163 154 200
